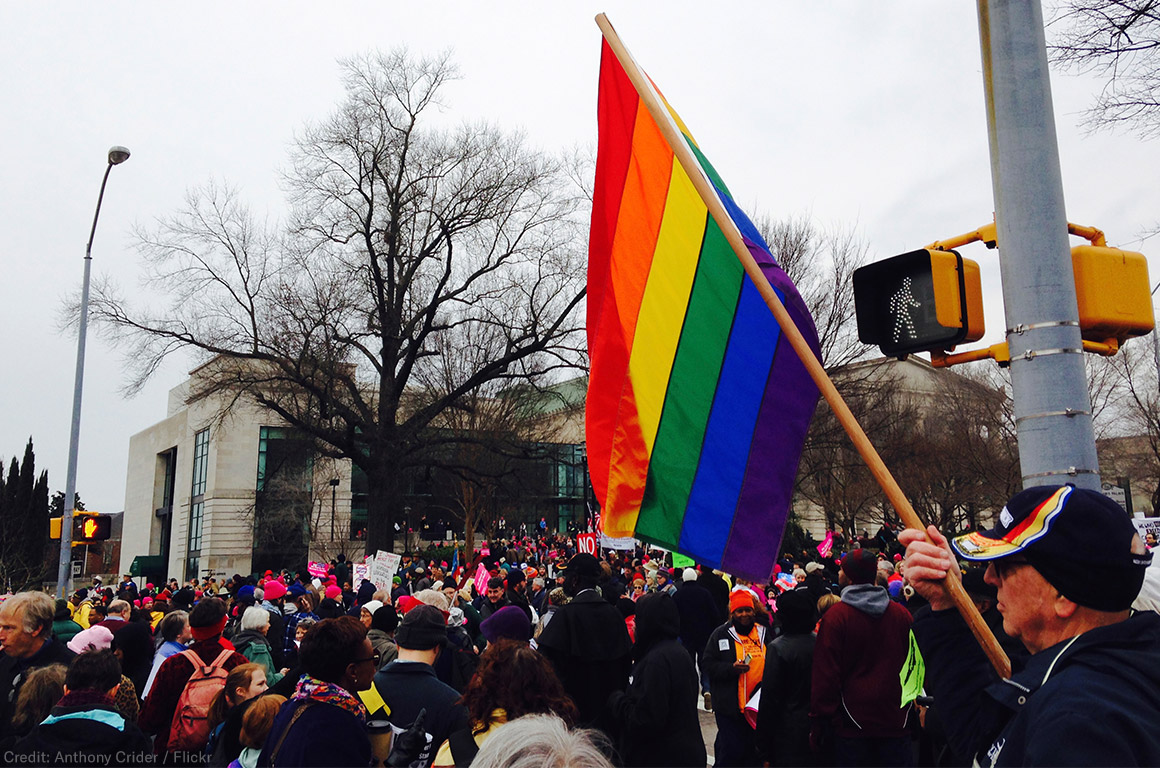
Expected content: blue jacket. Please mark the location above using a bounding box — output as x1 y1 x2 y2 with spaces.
913 607 1160 766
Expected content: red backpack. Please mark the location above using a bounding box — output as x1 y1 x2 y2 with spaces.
167 648 234 752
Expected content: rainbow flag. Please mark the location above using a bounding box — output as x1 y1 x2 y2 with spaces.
586 38 821 582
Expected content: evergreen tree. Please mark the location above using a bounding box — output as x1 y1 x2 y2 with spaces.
50 491 85 517
0 440 52 590
14 438 34 534
29 470 50 584
3 457 17 511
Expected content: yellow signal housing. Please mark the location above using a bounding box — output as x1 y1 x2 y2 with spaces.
50 517 61 539
930 250 986 343
1071 246 1155 342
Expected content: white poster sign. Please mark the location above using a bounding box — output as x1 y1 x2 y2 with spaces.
1132 517 1160 543
370 550 401 591
599 534 637 551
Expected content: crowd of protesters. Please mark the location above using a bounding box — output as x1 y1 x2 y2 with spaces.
2 486 1159 767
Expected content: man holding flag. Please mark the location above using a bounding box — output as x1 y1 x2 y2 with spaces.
901 485 1160 766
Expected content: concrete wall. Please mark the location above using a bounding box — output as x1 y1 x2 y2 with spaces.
121 377 361 580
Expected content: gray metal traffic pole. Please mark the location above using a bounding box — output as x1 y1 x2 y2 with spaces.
1152 283 1160 393
976 0 1101 491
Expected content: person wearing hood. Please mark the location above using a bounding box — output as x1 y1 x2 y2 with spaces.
354 579 376 610
111 618 156 703
607 592 706 768
11 649 149 765
365 601 399 670
52 598 84 644
756 588 817 767
902 485 1160 767
233 606 286 687
809 548 912 766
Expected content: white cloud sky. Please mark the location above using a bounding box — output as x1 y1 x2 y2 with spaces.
2 1 1157 514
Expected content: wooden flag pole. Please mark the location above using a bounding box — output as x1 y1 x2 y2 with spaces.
595 13 1011 679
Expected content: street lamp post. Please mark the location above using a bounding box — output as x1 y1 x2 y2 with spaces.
57 146 130 598
329 477 340 549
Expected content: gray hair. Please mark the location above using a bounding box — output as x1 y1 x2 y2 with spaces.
241 605 271 632
108 600 131 617
532 577 545 589
0 592 55 637
471 714 613 768
253 587 265 601
412 589 450 613
159 610 189 643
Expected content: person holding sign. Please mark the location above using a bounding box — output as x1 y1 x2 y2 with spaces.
901 485 1160 767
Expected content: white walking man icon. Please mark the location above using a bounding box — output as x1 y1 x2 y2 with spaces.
889 277 921 344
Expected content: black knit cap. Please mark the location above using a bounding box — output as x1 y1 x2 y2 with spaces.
395 604 447 650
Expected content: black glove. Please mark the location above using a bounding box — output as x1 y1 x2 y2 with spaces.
386 708 428 767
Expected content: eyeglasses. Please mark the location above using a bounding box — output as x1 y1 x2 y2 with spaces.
354 653 382 666
992 557 1030 581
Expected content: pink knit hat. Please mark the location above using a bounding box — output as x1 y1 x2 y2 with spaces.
325 585 342 600
263 580 288 600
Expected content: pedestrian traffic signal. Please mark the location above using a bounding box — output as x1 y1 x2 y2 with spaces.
853 248 985 357
72 513 111 541
1071 245 1154 343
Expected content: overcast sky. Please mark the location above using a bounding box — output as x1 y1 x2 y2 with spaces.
2 2 1158 515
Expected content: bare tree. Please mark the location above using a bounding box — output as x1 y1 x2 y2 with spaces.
90 49 587 557
1094 342 1160 509
894 368 1021 533
756 214 872 369
795 362 921 537
1048 0 1160 136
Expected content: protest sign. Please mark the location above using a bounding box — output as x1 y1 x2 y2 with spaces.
599 533 636 551
370 550 401 591
473 563 490 596
577 533 598 555
1133 517 1160 543
899 630 926 706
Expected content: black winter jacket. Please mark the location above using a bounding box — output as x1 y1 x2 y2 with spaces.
371 660 469 767
607 593 706 767
0 637 75 739
755 632 815 766
914 607 1160 767
12 697 151 766
537 589 633 734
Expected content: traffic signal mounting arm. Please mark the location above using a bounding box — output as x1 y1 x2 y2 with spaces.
910 220 1148 367
925 221 998 252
